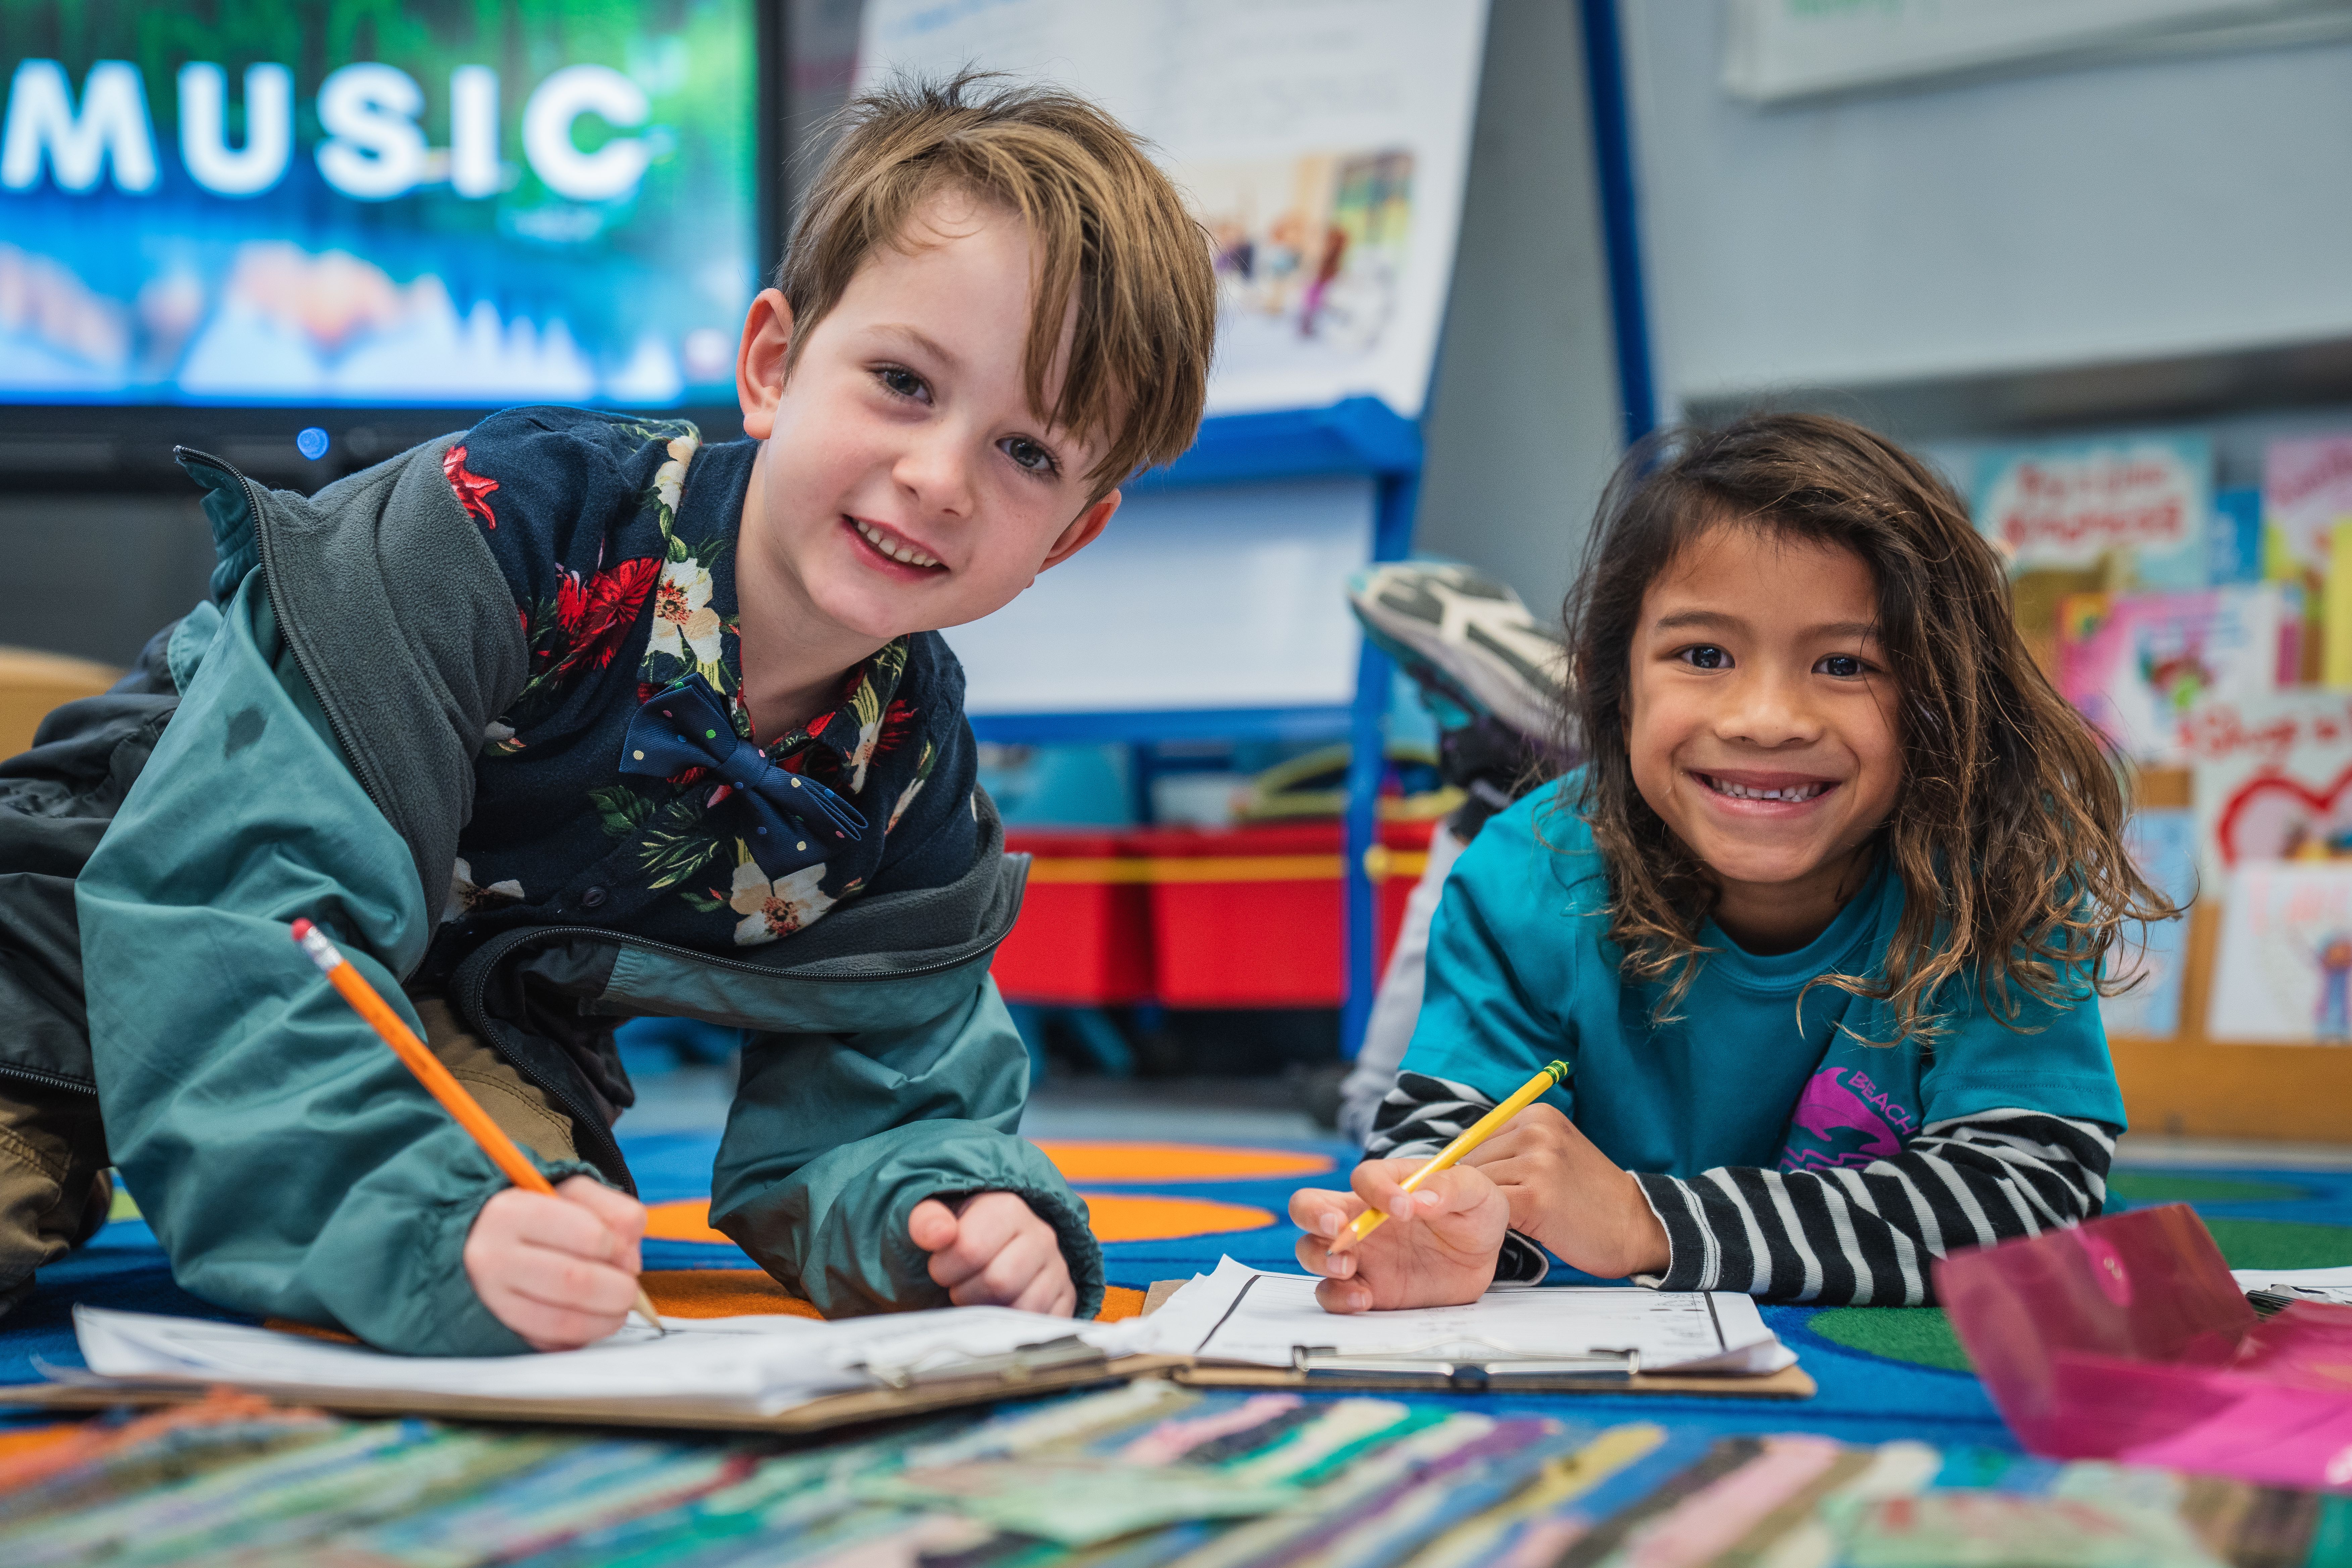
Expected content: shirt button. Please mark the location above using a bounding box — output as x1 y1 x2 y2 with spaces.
581 886 609 910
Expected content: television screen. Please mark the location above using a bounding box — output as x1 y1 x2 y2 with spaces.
0 1 759 411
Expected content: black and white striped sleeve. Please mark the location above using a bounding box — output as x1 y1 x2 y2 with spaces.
1635 1109 2118 1305
1369 1078 2117 1305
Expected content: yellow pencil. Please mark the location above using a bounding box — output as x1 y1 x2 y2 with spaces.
290 918 666 1337
1329 1059 1570 1254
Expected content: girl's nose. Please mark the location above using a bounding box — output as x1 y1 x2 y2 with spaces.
1718 669 1821 747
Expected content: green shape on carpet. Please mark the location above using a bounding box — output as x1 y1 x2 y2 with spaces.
1808 1308 1975 1374
2204 1218 2352 1270
2106 1171 2305 1205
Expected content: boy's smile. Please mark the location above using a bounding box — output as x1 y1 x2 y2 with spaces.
1626 525 1902 954
731 190 1123 739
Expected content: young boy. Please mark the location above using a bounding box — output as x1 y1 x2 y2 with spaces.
0 75 1217 1355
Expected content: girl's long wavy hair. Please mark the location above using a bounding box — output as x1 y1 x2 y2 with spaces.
1560 412 2175 1045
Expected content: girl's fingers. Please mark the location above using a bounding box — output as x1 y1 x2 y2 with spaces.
1315 1276 1374 1314
1287 1187 1361 1236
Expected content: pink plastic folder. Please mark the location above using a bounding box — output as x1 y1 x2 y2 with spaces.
1938 1203 2352 1491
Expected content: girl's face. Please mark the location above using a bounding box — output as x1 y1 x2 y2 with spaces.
1625 524 1902 941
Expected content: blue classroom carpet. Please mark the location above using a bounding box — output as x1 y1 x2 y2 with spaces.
5 1111 2350 1455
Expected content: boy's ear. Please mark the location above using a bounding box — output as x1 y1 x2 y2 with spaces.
1040 489 1121 573
737 289 794 439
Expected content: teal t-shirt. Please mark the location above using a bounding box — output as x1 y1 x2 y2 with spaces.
1399 779 2127 1178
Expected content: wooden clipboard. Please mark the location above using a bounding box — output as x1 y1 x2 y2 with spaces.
1139 1281 1818 1401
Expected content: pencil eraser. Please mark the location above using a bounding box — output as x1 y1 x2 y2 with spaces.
290 918 314 941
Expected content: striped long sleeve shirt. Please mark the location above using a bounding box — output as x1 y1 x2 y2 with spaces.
1369 1071 2118 1304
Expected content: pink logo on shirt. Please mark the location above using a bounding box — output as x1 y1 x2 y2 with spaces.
1780 1067 1913 1171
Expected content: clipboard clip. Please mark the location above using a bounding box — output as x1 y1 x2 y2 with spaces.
859 1334 1110 1391
1289 1344 1641 1388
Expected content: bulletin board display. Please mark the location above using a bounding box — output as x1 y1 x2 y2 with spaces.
856 0 1488 421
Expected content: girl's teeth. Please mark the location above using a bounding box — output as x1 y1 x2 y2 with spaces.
1711 777 1826 801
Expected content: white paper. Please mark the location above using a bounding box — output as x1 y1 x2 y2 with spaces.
72 1304 1154 1415
1131 1257 1794 1375
2232 1265 2352 1304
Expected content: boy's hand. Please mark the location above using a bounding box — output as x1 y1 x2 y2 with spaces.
1461 1103 1671 1280
463 1176 649 1352
1290 1159 1509 1313
909 1192 1076 1316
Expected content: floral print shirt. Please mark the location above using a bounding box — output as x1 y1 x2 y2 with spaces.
424 407 978 962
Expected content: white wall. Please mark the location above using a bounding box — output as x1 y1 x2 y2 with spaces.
1622 7 2352 410
1416 0 1625 613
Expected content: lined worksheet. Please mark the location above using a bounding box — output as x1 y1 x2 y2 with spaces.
1143 1258 1792 1373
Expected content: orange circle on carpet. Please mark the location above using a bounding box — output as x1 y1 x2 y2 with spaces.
645 1191 1273 1247
1030 1141 1332 1182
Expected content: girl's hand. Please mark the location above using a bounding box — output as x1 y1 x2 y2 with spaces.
909 1192 1077 1316
464 1175 648 1351
1290 1159 1509 1313
1461 1104 1671 1279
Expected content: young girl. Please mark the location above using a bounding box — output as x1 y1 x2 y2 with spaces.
1292 413 2170 1311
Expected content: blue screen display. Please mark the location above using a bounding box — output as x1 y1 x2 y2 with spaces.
0 1 757 408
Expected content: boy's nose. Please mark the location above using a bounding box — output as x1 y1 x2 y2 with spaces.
894 431 975 519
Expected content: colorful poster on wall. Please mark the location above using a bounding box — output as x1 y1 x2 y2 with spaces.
2207 862 2352 1044
2182 688 2352 885
1973 434 2213 590
2056 584 2297 764
855 0 1488 419
2102 807 2197 1040
2262 432 2352 584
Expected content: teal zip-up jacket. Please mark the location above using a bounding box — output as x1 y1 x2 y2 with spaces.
23 433 1100 1355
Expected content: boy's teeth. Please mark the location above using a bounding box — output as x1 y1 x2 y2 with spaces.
854 519 939 568
1710 776 1827 801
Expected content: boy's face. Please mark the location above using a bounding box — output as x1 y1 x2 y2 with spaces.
736 192 1121 649
1625 524 1903 920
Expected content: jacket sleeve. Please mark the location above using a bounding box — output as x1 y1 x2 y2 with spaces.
75 580 582 1356
707 972 1105 1320
1634 1109 2117 1305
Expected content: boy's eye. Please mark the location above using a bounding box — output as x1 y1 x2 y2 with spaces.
876 365 927 401
1679 645 1730 670
999 436 1060 477
1817 654 1868 678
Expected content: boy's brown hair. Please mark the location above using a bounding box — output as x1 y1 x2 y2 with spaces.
1559 412 2177 1046
780 71 1217 495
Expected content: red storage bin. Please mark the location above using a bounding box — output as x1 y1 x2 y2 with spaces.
994 829 1155 1005
1131 824 1345 1007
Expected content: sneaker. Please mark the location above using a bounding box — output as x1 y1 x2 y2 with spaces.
1347 562 1570 743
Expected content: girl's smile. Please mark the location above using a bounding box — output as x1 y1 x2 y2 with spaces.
1626 525 1902 954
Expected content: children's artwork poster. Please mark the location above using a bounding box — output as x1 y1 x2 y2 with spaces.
2056 584 2296 765
2207 862 2352 1044
2101 807 2196 1039
1972 434 2213 590
2209 487 2264 586
2181 689 2352 887
855 0 1487 419
2261 432 2352 583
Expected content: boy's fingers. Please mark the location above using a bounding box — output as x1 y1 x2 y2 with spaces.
508 1248 641 1316
908 1197 961 1255
497 1292 629 1351
506 1192 626 1264
556 1176 647 1241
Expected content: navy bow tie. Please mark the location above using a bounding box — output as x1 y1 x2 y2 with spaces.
619 675 867 878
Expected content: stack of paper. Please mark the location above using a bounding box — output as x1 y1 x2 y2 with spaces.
69 1303 1154 1416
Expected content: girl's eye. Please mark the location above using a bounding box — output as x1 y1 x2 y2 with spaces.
999 436 1060 477
1818 654 1868 678
1680 645 1730 671
876 365 927 401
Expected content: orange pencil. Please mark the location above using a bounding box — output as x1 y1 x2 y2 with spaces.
290 918 665 1337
